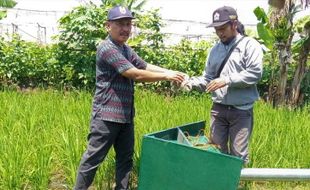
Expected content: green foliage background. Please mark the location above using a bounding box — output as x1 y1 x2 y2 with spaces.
0 4 309 99
0 4 211 92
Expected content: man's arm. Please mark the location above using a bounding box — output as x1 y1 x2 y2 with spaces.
183 74 209 92
124 51 184 82
122 67 184 83
145 64 170 73
99 45 184 83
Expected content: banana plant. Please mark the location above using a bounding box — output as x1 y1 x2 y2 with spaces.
289 16 310 106
268 0 309 9
254 7 278 106
254 1 305 106
254 7 275 50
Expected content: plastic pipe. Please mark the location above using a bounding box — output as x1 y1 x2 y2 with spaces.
240 168 310 181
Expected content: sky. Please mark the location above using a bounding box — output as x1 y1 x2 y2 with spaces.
14 0 81 11
12 0 309 24
144 0 269 25
2 0 309 44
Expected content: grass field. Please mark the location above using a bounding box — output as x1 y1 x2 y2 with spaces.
0 89 309 189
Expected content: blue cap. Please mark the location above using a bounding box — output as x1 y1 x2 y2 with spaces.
107 6 135 21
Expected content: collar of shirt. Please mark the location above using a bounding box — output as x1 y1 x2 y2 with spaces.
107 35 129 60
220 34 242 51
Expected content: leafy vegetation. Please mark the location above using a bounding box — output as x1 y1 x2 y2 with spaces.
0 5 212 92
0 3 309 104
54 4 107 89
0 0 17 19
254 3 310 107
0 35 58 88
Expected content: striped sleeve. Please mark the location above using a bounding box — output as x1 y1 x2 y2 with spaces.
97 44 134 74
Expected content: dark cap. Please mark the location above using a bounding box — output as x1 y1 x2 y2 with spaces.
107 6 135 21
208 6 238 27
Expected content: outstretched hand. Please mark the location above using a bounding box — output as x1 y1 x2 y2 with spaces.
164 70 186 83
171 73 192 92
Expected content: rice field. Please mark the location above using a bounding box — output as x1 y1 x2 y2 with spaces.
0 89 309 190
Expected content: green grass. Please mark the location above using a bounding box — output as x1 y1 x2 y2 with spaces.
0 89 309 190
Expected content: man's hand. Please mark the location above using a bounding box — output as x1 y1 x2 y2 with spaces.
170 73 192 92
164 70 186 83
180 76 192 91
206 78 227 93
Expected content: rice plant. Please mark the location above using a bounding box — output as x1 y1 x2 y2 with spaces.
0 89 309 189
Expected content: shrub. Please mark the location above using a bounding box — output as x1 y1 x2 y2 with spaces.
0 35 56 88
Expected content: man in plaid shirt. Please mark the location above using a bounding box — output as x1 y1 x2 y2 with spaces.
74 5 185 190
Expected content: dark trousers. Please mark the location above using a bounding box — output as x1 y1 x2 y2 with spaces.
74 117 134 190
210 103 253 163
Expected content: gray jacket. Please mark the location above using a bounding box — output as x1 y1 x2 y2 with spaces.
188 34 263 109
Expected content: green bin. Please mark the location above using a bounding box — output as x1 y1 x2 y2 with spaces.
138 121 243 190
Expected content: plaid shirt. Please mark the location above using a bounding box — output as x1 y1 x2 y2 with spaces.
92 36 147 123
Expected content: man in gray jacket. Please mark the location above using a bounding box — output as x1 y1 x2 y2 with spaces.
182 6 263 163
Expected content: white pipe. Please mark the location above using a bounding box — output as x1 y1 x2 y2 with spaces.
240 168 310 181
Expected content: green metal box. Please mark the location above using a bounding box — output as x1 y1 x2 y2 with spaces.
138 121 243 190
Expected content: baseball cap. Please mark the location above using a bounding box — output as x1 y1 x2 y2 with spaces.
208 6 238 27
107 5 135 21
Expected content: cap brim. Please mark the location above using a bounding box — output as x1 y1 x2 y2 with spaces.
108 16 135 21
207 20 230 27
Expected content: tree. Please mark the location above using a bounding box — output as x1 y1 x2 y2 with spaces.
0 0 16 7
257 0 309 107
268 0 309 9
269 0 310 107
289 16 310 106
269 1 298 106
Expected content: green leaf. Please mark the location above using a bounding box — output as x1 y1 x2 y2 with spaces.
257 23 274 49
254 6 268 24
0 0 16 8
0 10 7 19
